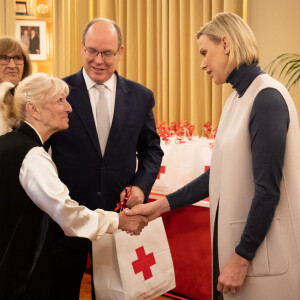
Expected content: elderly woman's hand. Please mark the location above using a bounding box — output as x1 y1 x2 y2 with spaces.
217 253 249 295
118 210 148 235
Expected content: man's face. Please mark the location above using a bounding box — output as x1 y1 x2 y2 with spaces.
82 21 123 84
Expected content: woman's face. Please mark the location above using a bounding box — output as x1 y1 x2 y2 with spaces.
0 51 24 85
38 93 72 135
197 34 231 85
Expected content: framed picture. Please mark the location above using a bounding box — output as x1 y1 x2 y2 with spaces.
15 20 47 61
16 1 28 15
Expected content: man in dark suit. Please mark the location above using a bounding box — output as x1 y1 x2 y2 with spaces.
29 29 40 54
49 18 163 300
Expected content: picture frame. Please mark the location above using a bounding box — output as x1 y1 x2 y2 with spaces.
15 20 47 61
15 1 28 15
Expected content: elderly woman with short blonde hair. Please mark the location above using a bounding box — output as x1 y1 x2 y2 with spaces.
0 73 147 299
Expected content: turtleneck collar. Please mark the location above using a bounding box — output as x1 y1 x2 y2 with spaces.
226 63 264 97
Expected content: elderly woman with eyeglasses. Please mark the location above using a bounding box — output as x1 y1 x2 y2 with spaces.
0 36 32 134
0 72 148 299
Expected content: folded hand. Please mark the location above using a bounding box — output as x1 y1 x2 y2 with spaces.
217 253 249 295
120 186 144 208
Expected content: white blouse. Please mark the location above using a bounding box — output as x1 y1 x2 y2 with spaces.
19 146 119 240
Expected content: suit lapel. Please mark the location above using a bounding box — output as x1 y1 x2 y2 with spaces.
104 74 132 156
68 71 102 158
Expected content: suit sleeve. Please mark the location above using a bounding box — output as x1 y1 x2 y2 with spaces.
131 91 164 200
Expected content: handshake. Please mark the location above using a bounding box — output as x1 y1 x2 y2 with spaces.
117 186 170 236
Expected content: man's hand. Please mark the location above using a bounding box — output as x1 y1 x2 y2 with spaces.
125 197 170 221
118 210 148 235
217 253 249 295
120 186 144 208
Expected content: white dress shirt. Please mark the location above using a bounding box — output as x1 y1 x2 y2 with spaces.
82 68 116 128
19 124 119 240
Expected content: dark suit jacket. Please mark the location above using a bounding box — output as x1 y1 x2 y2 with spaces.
29 35 40 54
49 69 163 248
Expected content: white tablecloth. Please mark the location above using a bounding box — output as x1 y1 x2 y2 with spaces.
150 136 213 207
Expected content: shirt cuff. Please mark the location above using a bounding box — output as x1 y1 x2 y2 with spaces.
96 210 119 234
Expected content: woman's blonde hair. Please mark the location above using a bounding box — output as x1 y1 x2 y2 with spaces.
196 12 259 70
0 36 32 80
0 73 69 133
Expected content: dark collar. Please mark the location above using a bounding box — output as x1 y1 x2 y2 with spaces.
17 122 43 146
226 63 264 97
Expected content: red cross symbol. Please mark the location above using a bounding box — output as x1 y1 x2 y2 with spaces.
132 246 156 280
157 165 165 179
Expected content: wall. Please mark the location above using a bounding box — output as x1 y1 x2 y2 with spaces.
248 0 300 113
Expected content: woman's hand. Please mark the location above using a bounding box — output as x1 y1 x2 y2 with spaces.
217 253 249 295
118 210 148 235
125 197 170 221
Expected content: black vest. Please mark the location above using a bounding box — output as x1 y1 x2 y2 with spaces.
0 122 52 300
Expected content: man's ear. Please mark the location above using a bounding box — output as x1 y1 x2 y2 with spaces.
81 41 85 55
221 36 230 54
118 45 124 56
26 102 41 120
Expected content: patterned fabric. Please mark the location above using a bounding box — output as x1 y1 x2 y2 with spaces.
95 84 110 155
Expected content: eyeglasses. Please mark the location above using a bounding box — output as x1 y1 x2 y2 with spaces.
0 55 24 65
83 46 119 59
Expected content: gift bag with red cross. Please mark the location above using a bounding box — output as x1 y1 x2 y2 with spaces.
92 217 176 300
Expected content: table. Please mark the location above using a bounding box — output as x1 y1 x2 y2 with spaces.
149 136 214 299
150 136 213 207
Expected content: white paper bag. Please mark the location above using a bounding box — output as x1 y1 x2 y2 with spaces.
92 217 176 300
150 137 212 208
